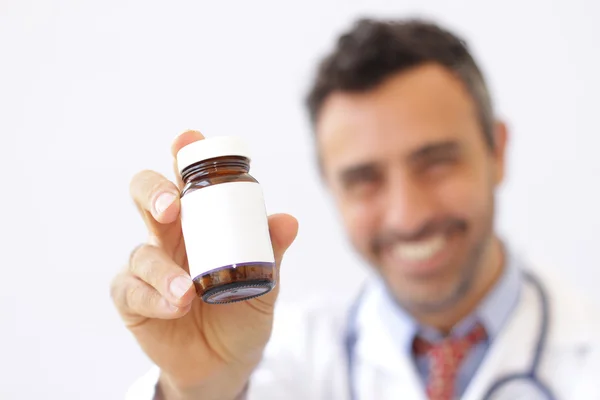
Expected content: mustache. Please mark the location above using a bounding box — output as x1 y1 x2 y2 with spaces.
371 217 467 254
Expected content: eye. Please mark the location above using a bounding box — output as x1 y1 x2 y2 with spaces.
421 153 459 174
430 154 457 166
340 166 382 196
409 141 462 175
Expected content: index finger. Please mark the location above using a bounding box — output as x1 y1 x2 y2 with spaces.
171 130 206 189
129 169 181 235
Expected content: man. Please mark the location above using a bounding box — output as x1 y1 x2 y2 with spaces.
113 18 600 399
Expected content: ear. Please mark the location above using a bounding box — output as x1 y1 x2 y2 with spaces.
492 120 509 186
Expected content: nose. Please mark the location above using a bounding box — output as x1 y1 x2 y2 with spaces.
381 172 436 236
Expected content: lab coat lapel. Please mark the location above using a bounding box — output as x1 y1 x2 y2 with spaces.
461 276 539 400
354 282 427 400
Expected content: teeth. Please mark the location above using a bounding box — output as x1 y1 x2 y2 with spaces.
392 235 446 262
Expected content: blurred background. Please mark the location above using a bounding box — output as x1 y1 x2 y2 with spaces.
1 0 599 398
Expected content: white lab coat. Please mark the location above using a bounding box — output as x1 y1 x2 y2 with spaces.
126 265 600 399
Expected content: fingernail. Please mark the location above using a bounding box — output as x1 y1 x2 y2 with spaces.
155 192 176 215
170 275 192 299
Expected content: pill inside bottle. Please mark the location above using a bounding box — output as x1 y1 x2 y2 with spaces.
176 136 276 304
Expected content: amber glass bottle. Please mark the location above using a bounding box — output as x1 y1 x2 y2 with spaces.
177 136 276 304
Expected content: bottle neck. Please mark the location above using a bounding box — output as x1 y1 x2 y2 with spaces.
181 156 250 183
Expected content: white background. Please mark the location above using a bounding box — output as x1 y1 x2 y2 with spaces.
1 0 599 398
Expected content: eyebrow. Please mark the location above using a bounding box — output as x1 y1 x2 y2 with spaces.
338 162 380 183
407 140 461 164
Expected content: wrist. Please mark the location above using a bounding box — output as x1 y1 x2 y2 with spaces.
157 367 251 400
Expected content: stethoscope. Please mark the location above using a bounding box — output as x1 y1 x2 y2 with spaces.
344 270 558 400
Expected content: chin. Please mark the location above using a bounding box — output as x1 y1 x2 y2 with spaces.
408 285 462 311
384 265 468 311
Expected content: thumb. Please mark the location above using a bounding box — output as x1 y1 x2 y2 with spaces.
246 213 297 308
269 213 299 264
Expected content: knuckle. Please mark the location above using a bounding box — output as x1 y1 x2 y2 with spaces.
128 243 149 271
124 283 140 311
109 273 123 304
129 169 153 195
146 254 165 280
109 271 130 310
128 244 168 287
130 170 175 204
125 281 150 312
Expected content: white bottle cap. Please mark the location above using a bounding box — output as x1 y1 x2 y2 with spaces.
177 136 252 172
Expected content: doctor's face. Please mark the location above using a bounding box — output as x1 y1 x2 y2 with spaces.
316 64 507 312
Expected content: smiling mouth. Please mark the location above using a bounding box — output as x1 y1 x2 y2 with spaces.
385 234 451 275
393 234 445 261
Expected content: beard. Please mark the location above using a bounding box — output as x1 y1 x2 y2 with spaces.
398 229 492 314
366 195 496 315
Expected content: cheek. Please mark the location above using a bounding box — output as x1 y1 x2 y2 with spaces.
435 168 491 222
337 198 380 252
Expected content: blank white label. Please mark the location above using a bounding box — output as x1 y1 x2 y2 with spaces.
180 181 275 280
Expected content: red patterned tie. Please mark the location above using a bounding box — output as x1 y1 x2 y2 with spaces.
412 323 487 400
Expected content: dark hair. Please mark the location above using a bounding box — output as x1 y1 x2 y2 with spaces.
305 18 496 149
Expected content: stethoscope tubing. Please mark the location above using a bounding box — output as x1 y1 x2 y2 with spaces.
344 271 557 400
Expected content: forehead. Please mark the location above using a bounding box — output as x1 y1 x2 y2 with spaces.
315 63 481 167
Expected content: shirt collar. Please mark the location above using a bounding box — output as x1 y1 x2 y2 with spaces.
372 241 523 352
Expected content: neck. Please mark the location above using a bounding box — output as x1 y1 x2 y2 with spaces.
414 236 505 334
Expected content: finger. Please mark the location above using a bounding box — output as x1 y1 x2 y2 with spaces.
171 130 206 189
247 213 299 309
111 272 192 324
129 170 181 234
268 213 300 265
129 244 196 308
